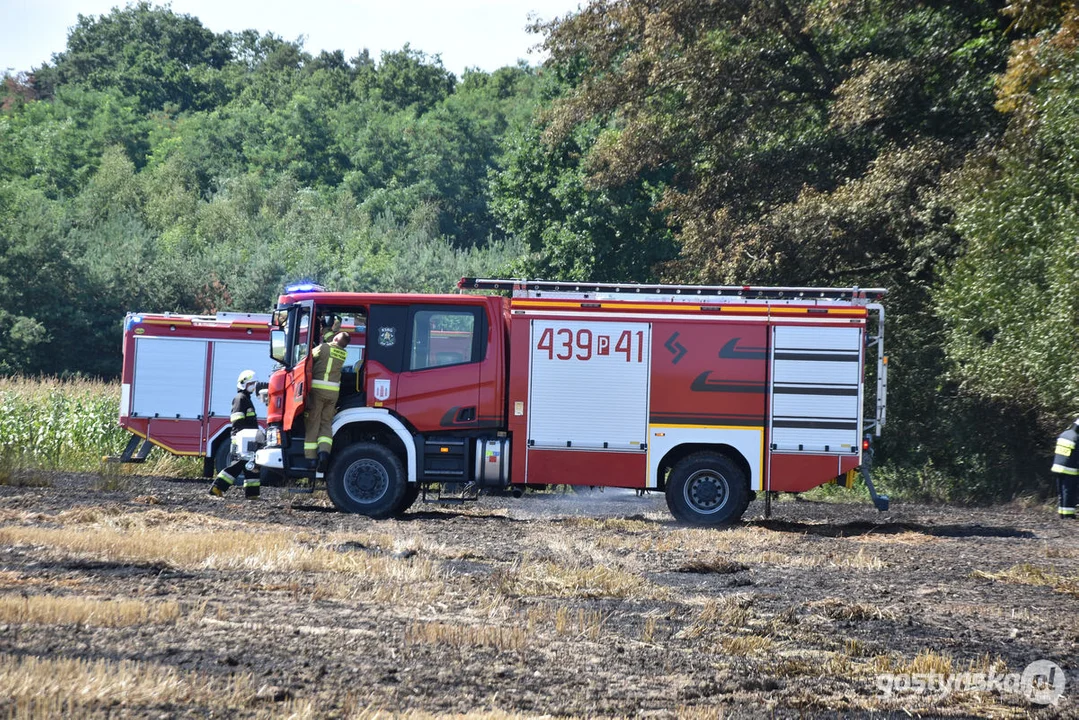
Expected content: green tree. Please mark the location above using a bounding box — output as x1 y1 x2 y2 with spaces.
940 60 1079 424
355 46 456 113
490 118 676 281
34 2 230 113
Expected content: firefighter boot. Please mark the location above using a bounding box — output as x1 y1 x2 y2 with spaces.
244 482 261 501
317 451 330 474
209 476 232 497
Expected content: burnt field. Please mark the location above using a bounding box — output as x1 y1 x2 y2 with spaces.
0 472 1076 719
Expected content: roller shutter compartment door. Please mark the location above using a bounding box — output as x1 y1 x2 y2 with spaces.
132 337 208 419
770 326 861 453
528 319 651 451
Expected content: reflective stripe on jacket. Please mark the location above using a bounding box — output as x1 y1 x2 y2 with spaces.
1052 426 1079 475
230 390 259 435
311 342 348 391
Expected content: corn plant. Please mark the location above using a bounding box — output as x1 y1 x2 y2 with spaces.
0 377 129 472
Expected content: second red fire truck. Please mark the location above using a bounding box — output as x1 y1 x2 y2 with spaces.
254 278 888 525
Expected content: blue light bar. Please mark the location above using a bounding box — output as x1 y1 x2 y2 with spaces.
284 281 326 294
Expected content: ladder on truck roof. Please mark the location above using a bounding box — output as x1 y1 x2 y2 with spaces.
457 278 887 304
461 276 889 440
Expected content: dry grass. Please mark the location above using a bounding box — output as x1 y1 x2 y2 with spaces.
0 594 182 627
719 634 774 656
678 594 755 639
495 560 661 600
872 649 953 675
0 652 256 715
871 650 1008 677
0 524 439 586
728 546 884 570
553 606 608 640
848 531 941 545
973 563 1079 597
405 620 528 652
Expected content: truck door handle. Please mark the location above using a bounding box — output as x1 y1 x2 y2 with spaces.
456 407 476 423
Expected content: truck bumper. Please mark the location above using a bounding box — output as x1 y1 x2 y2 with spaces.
255 447 283 469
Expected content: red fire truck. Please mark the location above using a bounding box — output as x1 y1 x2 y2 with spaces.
112 311 278 476
114 311 363 476
255 279 887 524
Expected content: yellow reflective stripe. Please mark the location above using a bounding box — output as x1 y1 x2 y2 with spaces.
1051 464 1078 475
230 412 245 422
1060 508 1077 515
246 410 256 417
1055 440 1074 456
318 436 332 444
303 442 318 450
312 379 339 390
216 471 236 484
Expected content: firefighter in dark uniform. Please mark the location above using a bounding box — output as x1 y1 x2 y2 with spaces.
209 370 268 499
305 331 350 473
1051 417 1079 519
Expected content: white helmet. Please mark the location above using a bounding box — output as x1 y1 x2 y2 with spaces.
236 369 257 390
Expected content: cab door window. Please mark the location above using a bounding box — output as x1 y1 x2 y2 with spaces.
410 310 477 370
291 308 311 366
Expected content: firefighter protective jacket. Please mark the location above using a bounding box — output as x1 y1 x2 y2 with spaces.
229 383 268 436
311 340 348 392
1051 424 1079 476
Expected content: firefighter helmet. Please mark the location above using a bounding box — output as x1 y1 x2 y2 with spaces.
236 369 257 390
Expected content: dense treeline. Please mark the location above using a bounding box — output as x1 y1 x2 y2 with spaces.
0 3 535 377
2 1 1077 500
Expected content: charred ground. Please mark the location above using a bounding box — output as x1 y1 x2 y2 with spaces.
0 472 1076 718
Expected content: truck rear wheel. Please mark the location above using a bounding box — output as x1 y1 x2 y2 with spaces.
665 452 749 526
326 443 406 519
397 483 421 513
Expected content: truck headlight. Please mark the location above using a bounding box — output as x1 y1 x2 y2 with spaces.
265 425 281 448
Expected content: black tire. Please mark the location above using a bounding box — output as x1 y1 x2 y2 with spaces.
326 443 406 519
665 452 749 526
397 483 421 513
212 438 232 475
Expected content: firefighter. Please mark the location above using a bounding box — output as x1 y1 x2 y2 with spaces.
321 313 341 342
208 370 268 499
1051 417 1079 519
305 331 350 473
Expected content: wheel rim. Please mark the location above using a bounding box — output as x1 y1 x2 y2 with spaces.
343 458 389 504
683 469 730 514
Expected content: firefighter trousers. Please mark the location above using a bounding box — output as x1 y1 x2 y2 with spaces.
304 388 338 459
212 458 259 497
1057 473 1077 518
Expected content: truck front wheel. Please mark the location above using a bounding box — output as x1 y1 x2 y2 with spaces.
327 443 406 519
665 452 749 526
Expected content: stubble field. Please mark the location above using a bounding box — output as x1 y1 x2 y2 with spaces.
0 471 1076 719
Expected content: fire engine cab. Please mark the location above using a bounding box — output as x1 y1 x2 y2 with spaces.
255 278 887 525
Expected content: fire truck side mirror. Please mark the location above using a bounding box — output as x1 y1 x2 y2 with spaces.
270 329 287 364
